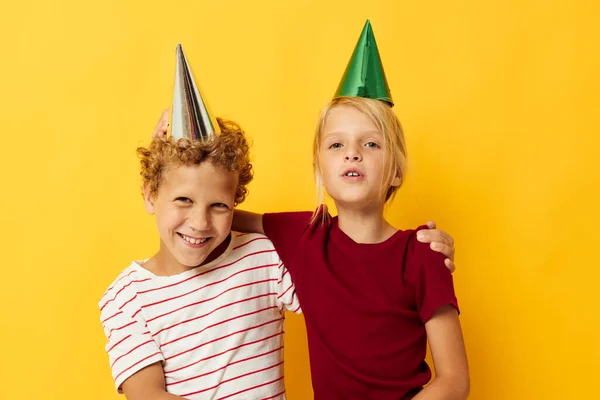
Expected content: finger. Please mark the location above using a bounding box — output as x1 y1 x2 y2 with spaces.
430 241 455 261
426 220 436 229
432 230 454 247
158 108 169 125
444 258 456 273
152 123 168 138
417 229 454 247
152 109 170 138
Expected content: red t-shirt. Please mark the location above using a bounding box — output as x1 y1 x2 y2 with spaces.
263 210 459 399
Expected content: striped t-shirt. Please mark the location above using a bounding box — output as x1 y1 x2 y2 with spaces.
99 232 301 399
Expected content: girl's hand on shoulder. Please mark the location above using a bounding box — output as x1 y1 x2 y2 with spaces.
417 221 456 273
152 109 169 138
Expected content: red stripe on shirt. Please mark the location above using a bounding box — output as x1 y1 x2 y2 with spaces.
161 306 280 348
164 317 283 361
181 361 283 397
277 269 289 283
106 334 131 353
164 331 283 374
110 339 154 368
138 250 276 295
114 351 163 383
118 294 138 311
131 308 141 319
146 279 275 323
101 270 138 299
107 321 136 340
101 310 123 324
142 266 276 310
153 293 277 336
261 390 286 400
100 278 150 311
166 346 283 387
215 375 285 400
277 284 293 299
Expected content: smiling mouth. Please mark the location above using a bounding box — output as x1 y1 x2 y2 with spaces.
178 233 210 245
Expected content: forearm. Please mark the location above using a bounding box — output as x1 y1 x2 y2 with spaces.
232 209 264 234
412 375 469 400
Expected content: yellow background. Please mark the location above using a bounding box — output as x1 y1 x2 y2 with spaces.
1 0 598 398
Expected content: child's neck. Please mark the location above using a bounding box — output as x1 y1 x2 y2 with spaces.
336 203 397 244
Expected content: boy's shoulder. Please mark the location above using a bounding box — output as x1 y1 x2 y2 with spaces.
230 232 277 254
99 262 148 310
228 232 285 267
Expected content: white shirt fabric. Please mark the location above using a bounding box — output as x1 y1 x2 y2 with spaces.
99 233 301 399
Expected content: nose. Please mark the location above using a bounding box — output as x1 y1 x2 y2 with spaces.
344 144 362 162
188 207 211 232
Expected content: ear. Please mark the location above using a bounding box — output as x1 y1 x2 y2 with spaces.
143 184 156 215
391 171 402 187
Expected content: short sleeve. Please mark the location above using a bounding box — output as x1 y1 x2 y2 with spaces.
99 286 164 392
405 228 459 323
263 211 312 268
272 254 302 314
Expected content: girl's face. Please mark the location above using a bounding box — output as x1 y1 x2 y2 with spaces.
318 105 397 209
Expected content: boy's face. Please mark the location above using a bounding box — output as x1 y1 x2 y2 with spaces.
144 161 238 273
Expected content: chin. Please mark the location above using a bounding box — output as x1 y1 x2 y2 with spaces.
173 249 211 268
179 256 209 268
337 195 382 209
336 191 370 202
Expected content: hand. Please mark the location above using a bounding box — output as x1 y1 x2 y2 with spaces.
417 221 456 273
152 109 169 138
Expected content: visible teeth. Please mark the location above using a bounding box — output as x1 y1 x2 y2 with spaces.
346 172 359 177
181 234 207 244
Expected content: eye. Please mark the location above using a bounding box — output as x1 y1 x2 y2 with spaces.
365 142 380 148
329 143 343 149
174 197 192 203
212 203 231 209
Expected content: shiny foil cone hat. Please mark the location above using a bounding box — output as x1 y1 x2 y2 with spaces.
169 44 220 140
334 20 394 107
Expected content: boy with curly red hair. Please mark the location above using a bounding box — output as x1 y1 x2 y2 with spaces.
99 118 299 399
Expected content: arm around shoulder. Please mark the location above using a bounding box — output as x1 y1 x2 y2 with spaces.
232 209 264 234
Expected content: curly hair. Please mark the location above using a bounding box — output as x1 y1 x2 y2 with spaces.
137 118 253 205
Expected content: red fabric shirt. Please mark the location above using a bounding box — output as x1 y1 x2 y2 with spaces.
263 211 459 399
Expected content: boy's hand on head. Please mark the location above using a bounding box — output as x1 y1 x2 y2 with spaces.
152 109 169 138
417 221 456 273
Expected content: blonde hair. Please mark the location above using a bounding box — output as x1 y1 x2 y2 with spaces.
137 118 253 206
312 97 407 215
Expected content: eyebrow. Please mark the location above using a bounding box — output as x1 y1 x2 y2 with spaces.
323 130 381 136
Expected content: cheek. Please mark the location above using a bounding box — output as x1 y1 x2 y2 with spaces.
213 212 234 233
318 156 335 179
158 208 186 228
368 157 385 175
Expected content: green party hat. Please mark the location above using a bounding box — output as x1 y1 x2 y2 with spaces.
334 20 393 106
